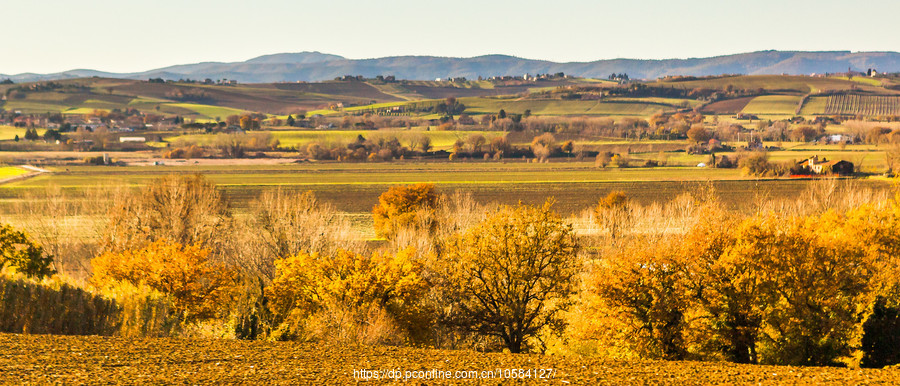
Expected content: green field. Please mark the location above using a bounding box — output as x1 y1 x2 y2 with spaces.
741 95 802 115
0 126 34 140
798 96 828 115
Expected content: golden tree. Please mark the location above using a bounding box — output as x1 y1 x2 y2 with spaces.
440 201 579 353
593 237 691 359
593 191 631 239
267 247 426 342
91 240 237 323
372 183 438 240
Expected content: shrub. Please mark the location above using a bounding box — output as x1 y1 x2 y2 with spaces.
0 224 53 278
91 240 237 323
592 237 691 360
267 247 426 343
372 183 438 240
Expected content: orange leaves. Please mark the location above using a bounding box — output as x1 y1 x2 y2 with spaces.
90 240 237 323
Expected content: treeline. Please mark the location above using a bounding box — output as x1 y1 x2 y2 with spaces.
4 177 900 368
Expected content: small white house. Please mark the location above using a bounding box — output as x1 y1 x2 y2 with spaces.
119 136 146 143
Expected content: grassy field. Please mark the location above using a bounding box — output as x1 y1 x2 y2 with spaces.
3 334 896 384
0 126 41 141
799 96 828 115
741 95 802 116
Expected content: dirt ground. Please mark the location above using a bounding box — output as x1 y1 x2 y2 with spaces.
1 333 898 385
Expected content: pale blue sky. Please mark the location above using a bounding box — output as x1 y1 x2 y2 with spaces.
4 0 899 74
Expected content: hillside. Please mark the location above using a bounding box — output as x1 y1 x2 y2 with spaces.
5 51 900 83
3 74 898 119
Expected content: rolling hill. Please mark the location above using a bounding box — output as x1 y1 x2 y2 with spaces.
4 51 900 83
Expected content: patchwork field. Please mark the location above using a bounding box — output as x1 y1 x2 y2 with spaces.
654 75 887 94
460 98 671 116
2 334 896 384
0 162 889 216
169 129 508 150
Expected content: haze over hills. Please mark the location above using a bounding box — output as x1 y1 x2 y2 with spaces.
4 50 900 83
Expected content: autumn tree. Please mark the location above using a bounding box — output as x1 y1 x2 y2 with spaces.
0 224 54 278
440 201 579 353
686 125 711 144
102 174 231 254
681 208 766 363
790 126 820 142
593 191 631 239
531 133 556 161
91 240 237 322
267 247 426 343
241 190 361 280
372 183 439 240
593 237 691 359
743 213 873 366
225 115 240 127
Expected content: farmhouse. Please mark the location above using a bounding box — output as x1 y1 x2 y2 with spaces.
119 137 146 143
798 156 854 176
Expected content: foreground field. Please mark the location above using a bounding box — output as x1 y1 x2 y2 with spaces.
0 334 896 385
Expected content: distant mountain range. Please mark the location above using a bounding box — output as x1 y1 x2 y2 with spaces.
4 50 900 83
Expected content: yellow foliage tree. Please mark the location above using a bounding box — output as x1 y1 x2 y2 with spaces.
593 237 691 360
593 191 631 239
372 183 439 240
440 201 579 353
91 240 237 323
267 247 427 341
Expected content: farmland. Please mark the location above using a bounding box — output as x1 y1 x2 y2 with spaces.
0 162 890 216
170 129 507 150
2 333 896 385
6 72 900 381
823 94 900 116
460 98 672 116
741 95 803 116
0 166 27 180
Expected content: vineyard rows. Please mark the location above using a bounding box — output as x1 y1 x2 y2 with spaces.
823 94 900 116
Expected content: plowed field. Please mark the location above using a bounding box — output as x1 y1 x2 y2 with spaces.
1 334 898 384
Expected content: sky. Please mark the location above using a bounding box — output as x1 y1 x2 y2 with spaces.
3 0 900 75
